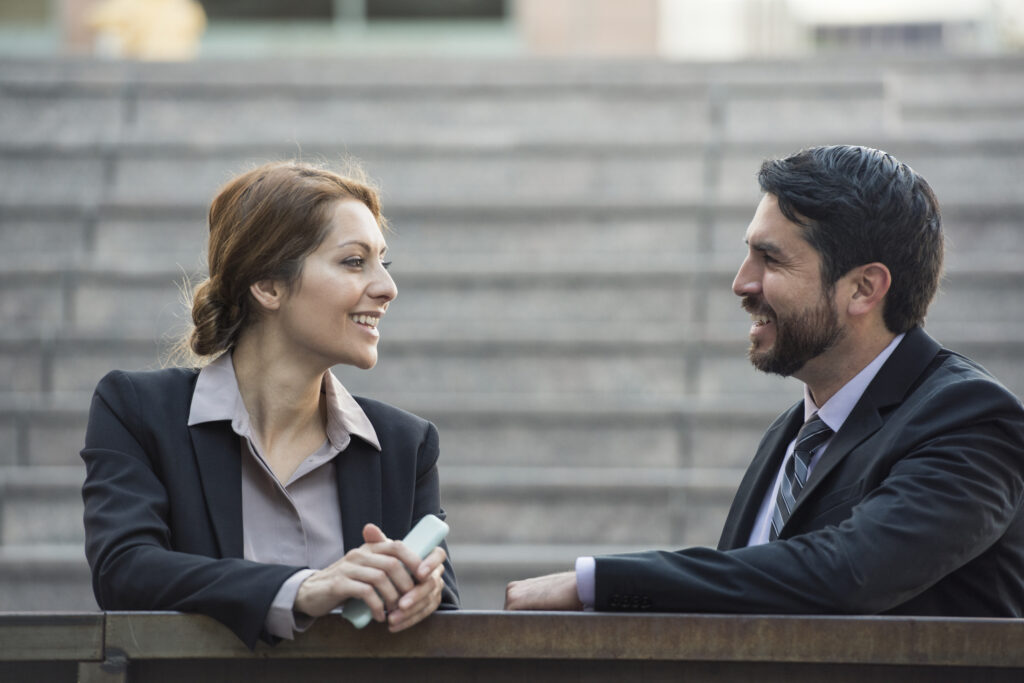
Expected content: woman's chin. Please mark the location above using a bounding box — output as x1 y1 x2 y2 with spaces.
351 354 378 371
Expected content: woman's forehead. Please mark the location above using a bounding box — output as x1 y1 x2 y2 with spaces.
322 199 387 249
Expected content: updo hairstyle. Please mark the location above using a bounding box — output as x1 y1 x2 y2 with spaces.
187 160 387 359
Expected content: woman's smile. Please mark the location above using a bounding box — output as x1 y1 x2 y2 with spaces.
350 312 383 337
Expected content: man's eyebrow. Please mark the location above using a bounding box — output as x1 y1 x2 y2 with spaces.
746 238 784 255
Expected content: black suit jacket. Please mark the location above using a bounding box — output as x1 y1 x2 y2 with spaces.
81 367 459 649
595 327 1024 616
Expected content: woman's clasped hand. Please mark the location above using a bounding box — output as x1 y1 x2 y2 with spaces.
295 523 448 632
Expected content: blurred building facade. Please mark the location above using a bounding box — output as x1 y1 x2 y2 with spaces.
1 0 1022 60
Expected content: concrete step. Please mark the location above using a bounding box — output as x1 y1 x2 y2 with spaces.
5 202 1022 277
899 102 1024 141
0 545 95 611
1 82 902 151
4 314 1022 472
0 465 742 548
0 146 713 210
0 313 1019 403
2 202 725 272
0 57 902 153
442 466 740 549
0 467 84 547
2 87 713 149
883 60 1024 140
895 59 1024 108
714 139 1024 206
0 264 721 337
11 53 987 90
2 256 1023 337
0 391 783 470
5 138 1024 213
0 331 815 400
8 56 1024 152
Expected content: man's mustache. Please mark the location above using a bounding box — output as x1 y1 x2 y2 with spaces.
741 295 774 319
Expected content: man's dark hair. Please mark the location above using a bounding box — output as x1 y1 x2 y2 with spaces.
758 145 943 334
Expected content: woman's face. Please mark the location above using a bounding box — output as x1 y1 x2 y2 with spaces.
276 199 397 370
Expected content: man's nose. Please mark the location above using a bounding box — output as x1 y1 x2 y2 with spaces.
732 256 761 297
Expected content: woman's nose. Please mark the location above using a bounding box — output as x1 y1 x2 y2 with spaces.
372 265 398 303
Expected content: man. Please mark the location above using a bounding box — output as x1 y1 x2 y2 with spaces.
505 145 1024 616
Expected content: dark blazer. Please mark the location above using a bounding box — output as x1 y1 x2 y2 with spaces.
594 327 1024 616
81 367 459 649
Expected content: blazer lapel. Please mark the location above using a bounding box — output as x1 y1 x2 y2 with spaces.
337 436 383 551
189 421 244 558
718 404 803 549
792 327 942 520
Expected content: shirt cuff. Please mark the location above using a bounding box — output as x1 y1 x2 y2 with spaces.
265 569 318 640
575 556 596 609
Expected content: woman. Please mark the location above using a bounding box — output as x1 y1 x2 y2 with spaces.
81 161 458 649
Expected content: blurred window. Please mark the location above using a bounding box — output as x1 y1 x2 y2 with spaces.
199 0 506 21
815 22 944 51
201 1 332 20
366 0 505 20
0 0 50 23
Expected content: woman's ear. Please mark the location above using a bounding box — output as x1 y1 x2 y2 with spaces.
249 279 284 312
846 262 892 318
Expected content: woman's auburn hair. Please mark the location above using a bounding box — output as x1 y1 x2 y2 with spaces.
175 160 387 364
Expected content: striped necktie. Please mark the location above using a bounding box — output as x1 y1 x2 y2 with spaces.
769 414 833 541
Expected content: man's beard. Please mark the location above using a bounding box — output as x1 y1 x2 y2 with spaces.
742 293 843 377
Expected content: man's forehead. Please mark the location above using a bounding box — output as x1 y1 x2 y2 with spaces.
744 196 782 241
745 194 806 248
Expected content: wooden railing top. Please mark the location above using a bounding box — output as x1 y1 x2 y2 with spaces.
3 611 1024 669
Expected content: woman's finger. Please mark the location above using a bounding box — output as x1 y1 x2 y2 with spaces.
388 566 444 632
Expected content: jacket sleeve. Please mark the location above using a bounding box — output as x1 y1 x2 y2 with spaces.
594 376 1024 614
81 370 303 649
411 420 460 609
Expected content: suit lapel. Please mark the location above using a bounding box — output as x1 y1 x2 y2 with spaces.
337 436 383 551
790 327 942 522
189 421 244 558
718 404 803 549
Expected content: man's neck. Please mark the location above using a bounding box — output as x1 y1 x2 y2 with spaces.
799 326 897 407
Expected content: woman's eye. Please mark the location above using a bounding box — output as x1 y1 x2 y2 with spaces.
382 260 393 270
342 257 365 268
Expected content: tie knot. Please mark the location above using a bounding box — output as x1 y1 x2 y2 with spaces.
795 414 833 454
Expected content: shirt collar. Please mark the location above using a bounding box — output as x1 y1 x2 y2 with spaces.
187 352 381 452
804 332 905 432
322 366 381 451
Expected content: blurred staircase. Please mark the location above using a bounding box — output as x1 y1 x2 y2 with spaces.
1 55 1023 609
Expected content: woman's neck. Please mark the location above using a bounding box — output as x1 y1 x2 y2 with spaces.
230 329 329 481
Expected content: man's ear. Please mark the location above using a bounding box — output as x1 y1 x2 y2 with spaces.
846 262 891 317
249 279 284 312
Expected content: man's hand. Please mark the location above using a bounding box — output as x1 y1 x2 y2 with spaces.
504 571 584 611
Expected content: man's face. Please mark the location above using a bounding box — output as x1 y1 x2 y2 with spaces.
732 195 844 378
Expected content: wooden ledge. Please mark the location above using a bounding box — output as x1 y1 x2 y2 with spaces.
0 612 103 661
99 611 1024 667
3 610 1024 680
